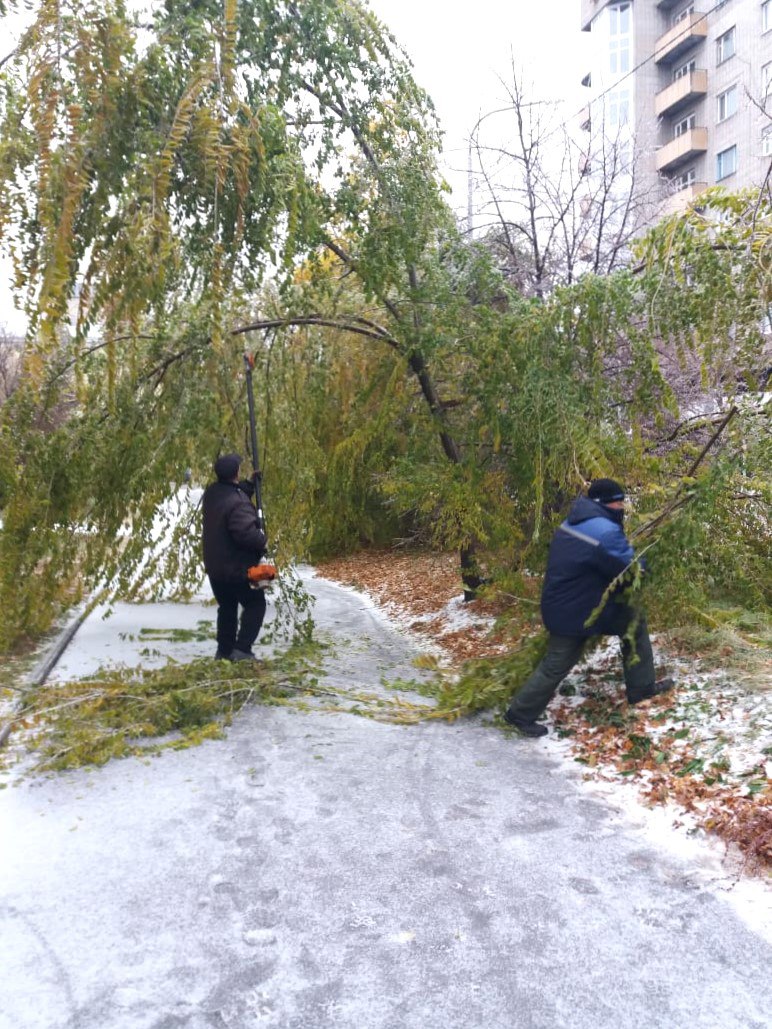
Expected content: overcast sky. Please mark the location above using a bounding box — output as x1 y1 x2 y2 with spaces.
366 0 590 203
0 0 589 333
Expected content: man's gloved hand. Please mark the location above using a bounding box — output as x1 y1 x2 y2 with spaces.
237 478 255 498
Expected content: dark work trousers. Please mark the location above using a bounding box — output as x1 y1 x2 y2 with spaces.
208 577 267 656
506 616 655 723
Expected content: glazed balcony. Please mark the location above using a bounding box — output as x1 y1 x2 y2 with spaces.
655 69 708 117
581 1 602 32
654 12 708 64
655 127 708 172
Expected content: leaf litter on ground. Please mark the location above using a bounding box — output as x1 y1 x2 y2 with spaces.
317 549 771 875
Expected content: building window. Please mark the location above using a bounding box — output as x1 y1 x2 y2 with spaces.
763 126 772 156
674 112 696 137
672 4 695 25
717 85 738 122
716 144 737 180
763 62 772 101
674 59 697 81
716 27 736 64
608 3 632 77
608 87 631 129
763 1 771 33
609 2 631 33
673 167 697 190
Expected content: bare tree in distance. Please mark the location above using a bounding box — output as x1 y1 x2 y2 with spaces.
0 328 23 404
743 85 772 216
466 68 662 297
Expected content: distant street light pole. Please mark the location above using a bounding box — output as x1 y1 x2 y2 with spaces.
467 139 474 238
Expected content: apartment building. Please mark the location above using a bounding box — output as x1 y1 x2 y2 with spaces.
579 0 772 214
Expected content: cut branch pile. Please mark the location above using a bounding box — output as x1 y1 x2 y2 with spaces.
6 640 326 771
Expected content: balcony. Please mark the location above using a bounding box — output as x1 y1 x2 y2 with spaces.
661 182 708 216
655 69 708 117
654 12 708 64
581 1 601 32
655 127 708 172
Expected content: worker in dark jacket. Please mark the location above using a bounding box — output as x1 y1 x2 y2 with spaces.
202 453 268 661
504 478 673 737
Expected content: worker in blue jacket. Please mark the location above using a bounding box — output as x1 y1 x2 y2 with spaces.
504 478 673 737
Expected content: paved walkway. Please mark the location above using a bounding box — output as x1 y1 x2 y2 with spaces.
1 576 770 1029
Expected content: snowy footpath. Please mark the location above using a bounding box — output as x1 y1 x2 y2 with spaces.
1 573 770 1029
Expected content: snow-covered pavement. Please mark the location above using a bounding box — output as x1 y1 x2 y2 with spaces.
1 575 770 1029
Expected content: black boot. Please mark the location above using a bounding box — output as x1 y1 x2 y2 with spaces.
230 648 257 662
503 711 549 737
627 678 674 705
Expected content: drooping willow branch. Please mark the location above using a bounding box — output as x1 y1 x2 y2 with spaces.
48 334 159 385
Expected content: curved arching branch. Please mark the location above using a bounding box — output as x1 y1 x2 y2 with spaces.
231 315 402 350
232 309 480 593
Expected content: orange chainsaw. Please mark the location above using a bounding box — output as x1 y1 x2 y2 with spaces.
244 353 277 589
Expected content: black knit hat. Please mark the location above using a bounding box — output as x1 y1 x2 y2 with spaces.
588 478 625 503
214 453 241 481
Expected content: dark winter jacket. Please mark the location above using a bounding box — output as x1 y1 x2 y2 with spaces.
540 496 638 637
202 481 267 583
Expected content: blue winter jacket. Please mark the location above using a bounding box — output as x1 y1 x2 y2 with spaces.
540 496 638 637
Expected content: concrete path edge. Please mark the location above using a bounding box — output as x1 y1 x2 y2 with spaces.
0 602 89 748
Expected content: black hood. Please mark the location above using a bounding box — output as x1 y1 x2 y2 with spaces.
567 495 624 527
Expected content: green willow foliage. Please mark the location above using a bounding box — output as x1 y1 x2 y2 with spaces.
0 0 449 646
0 0 769 651
252 188 770 625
